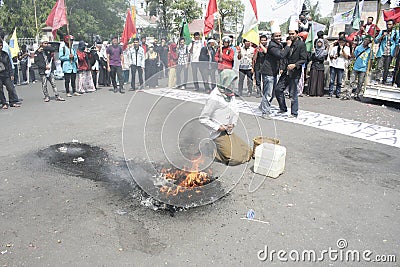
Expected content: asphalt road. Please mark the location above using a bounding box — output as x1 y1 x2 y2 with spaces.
0 78 399 267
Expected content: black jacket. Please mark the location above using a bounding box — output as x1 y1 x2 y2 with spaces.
35 46 56 75
199 46 216 62
261 40 290 76
286 37 307 79
0 51 13 78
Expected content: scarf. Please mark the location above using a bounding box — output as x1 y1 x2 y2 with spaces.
315 39 327 58
217 69 237 102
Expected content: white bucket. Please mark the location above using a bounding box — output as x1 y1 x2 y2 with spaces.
253 142 286 178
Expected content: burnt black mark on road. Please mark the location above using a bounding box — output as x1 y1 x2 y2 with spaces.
339 147 393 163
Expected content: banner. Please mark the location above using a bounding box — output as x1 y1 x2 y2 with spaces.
257 0 304 25
9 28 19 58
242 0 259 45
390 0 400 8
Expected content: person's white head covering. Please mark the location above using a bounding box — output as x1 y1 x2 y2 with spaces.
289 15 298 31
271 23 281 34
40 35 49 44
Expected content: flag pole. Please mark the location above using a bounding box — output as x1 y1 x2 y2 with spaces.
216 0 223 57
33 0 39 44
64 0 72 54
363 0 382 91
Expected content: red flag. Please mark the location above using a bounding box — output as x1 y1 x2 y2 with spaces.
383 8 400 24
204 0 218 36
45 0 68 39
121 10 137 50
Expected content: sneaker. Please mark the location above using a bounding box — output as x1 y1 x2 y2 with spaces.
327 94 332 99
66 93 72 97
120 90 125 94
288 114 297 119
247 92 252 97
44 96 50 102
113 88 118 93
277 110 287 114
55 96 65 101
261 113 272 120
73 92 82 96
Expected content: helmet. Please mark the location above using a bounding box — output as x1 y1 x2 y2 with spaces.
63 35 74 43
222 36 231 43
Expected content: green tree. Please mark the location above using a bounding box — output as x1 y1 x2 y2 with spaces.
146 0 201 38
218 0 244 33
0 0 130 41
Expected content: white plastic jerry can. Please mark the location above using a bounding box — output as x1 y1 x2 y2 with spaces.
253 143 286 178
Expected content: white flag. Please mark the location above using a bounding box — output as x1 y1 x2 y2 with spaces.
333 9 354 25
257 0 304 25
390 0 400 8
381 0 389 5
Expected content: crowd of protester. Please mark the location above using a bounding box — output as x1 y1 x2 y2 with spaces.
0 15 398 115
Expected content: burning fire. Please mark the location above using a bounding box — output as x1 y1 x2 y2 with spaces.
159 157 212 196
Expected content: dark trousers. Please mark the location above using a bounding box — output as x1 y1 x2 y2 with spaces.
199 66 216 91
110 65 124 91
275 74 299 116
98 67 110 86
29 67 36 82
13 64 19 85
380 55 392 83
21 62 28 82
176 64 188 87
238 69 253 95
0 76 19 105
191 62 201 89
130 65 143 90
91 70 98 89
329 67 344 96
64 73 76 93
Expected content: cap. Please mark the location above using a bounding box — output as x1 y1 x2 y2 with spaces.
271 23 281 34
40 35 49 44
63 35 74 43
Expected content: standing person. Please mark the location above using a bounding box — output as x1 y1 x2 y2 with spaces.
298 14 311 33
168 42 178 88
259 28 290 118
199 69 252 166
18 44 29 85
308 39 328 97
28 47 37 83
237 39 255 96
77 41 96 93
188 32 203 91
91 44 101 89
275 29 307 118
59 35 80 97
35 37 65 102
176 37 189 89
215 37 235 72
254 35 268 98
328 37 350 98
364 17 380 37
341 36 372 100
199 38 217 93
129 38 145 91
122 44 131 85
98 41 110 87
144 44 160 88
374 19 399 85
141 36 148 54
159 38 169 77
0 40 20 109
106 36 125 94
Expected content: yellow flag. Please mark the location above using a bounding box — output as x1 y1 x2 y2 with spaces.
9 28 19 58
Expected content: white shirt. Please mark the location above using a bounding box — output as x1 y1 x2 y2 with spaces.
329 46 350 70
238 45 255 70
188 40 203 63
199 87 239 140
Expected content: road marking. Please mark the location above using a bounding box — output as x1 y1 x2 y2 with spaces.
144 88 400 148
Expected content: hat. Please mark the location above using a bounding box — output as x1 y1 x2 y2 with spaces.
222 36 231 43
364 35 372 42
271 23 281 34
40 35 49 43
148 44 154 48
207 38 216 44
63 35 74 43
194 32 200 36
289 15 298 31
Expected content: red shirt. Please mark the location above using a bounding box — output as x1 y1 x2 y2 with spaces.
77 50 90 71
214 46 234 70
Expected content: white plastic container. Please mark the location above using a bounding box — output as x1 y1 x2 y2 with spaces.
253 143 286 178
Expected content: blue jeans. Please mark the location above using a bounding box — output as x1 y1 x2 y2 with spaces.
259 75 276 114
329 67 344 96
